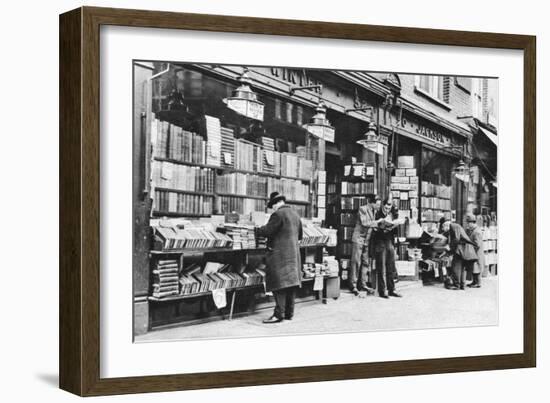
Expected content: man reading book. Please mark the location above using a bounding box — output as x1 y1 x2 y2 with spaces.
373 198 405 298
256 192 303 323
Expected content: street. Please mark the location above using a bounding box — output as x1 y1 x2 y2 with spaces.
136 276 498 342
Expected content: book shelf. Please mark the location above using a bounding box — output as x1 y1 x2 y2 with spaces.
145 113 326 329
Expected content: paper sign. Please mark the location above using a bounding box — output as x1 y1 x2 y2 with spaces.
313 275 324 291
223 152 232 165
317 182 326 195
160 162 173 180
212 288 227 309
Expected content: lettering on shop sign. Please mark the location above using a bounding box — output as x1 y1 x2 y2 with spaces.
400 116 450 145
270 68 322 93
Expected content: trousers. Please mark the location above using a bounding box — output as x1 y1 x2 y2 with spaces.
451 255 474 288
273 287 297 319
349 241 370 290
375 239 396 295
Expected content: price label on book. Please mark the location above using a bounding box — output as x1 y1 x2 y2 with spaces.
313 275 324 291
211 289 227 309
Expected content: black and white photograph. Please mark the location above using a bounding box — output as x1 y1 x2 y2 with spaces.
132 61 499 342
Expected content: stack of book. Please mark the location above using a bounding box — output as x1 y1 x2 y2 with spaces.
220 126 235 168
152 259 180 298
300 222 330 246
339 226 354 241
203 115 222 166
152 162 214 193
152 224 233 250
221 223 257 250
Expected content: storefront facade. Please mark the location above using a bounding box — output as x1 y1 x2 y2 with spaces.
132 63 497 335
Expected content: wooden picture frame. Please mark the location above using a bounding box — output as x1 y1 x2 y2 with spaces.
59 6 536 396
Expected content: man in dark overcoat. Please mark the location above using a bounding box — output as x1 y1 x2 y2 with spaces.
257 192 303 323
465 214 485 288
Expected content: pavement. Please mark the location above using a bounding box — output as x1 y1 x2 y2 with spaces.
135 276 498 343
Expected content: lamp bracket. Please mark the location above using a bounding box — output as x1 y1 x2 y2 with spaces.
289 84 323 96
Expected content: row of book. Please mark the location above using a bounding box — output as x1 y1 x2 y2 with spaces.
216 173 268 197
153 225 233 250
341 181 376 195
217 196 266 215
152 162 215 193
339 226 354 241
421 196 452 211
152 118 207 164
280 152 313 179
180 270 266 295
267 178 310 202
151 259 179 298
154 190 214 216
340 196 368 210
391 175 419 184
339 213 356 226
421 182 452 199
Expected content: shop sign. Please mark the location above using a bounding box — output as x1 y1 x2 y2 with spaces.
270 67 322 93
398 115 452 146
226 98 264 121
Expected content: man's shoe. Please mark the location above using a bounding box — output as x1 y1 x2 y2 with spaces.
389 292 402 298
459 285 465 290
379 294 389 299
262 315 283 324
351 288 360 296
471 284 481 288
467 283 475 288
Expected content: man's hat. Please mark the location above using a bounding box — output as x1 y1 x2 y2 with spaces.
465 213 477 223
267 192 286 208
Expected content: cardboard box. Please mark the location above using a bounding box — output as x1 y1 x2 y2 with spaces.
409 176 419 184
395 260 418 279
391 176 410 184
398 156 415 169
400 192 409 200
405 168 417 176
395 168 406 177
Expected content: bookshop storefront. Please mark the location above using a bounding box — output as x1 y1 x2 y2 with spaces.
133 63 389 333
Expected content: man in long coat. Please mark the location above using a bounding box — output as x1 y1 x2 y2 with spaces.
257 192 303 323
465 214 485 288
349 195 380 295
441 219 478 290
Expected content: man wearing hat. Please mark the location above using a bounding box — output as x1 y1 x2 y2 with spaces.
465 213 485 288
349 195 380 296
257 192 303 323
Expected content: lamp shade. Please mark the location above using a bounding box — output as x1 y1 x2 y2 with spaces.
303 101 335 142
357 124 384 155
223 69 264 121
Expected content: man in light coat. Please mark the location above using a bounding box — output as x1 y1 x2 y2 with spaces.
465 214 485 288
349 195 380 296
257 192 303 323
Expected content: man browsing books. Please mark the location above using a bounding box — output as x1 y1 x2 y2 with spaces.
349 195 380 296
257 192 303 324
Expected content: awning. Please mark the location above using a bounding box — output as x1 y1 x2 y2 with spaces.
478 126 498 147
